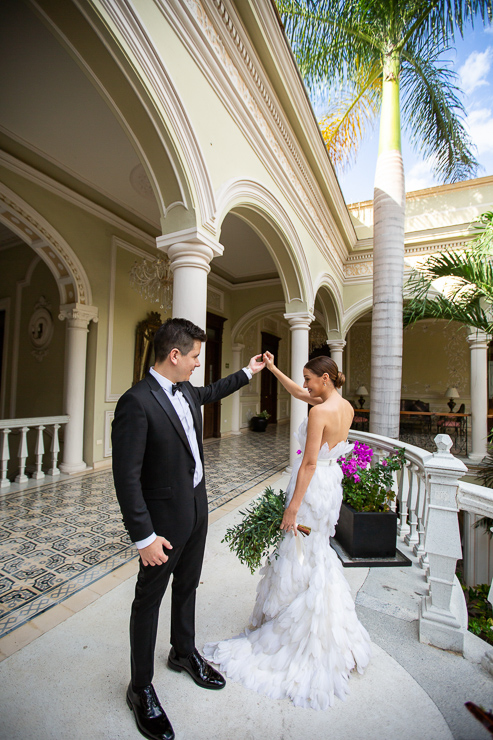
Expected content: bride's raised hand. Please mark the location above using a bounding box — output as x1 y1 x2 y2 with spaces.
263 351 275 371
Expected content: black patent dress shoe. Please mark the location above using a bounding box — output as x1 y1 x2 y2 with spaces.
126 683 175 740
167 647 226 690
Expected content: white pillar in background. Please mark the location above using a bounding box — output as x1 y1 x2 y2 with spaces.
59 304 98 474
326 339 346 395
467 330 491 462
231 343 244 434
285 312 313 469
157 237 222 387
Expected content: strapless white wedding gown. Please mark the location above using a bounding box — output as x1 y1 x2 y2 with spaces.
203 418 371 711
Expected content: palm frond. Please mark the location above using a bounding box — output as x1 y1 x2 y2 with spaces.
319 62 382 172
410 249 493 303
470 211 493 255
401 44 479 182
403 293 492 331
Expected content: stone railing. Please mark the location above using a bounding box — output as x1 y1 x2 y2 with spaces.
0 416 69 489
348 429 477 655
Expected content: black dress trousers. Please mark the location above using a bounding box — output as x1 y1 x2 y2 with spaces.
129 479 208 688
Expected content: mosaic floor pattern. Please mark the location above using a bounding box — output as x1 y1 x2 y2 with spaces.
0 425 289 638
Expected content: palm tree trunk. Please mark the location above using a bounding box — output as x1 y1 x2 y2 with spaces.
370 55 405 439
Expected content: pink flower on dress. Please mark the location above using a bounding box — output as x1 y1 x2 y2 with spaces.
297 449 302 455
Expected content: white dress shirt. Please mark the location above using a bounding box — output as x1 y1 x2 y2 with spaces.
135 365 252 550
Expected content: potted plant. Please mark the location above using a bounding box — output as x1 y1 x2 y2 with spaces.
334 441 406 559
249 409 271 432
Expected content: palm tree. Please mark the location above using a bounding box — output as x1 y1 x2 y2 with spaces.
404 211 493 332
277 0 491 438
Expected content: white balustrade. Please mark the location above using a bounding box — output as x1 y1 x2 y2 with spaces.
0 416 69 490
347 429 475 655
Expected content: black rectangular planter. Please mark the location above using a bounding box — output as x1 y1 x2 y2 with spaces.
334 502 398 559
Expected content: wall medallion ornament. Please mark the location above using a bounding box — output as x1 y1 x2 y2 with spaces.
29 297 54 362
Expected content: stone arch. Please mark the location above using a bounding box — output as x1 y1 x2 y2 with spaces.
214 179 312 309
231 301 287 343
38 0 211 229
342 295 373 335
313 275 344 336
0 183 92 306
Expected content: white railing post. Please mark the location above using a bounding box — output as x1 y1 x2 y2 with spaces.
397 462 410 537
404 465 419 546
419 434 468 652
32 425 46 480
15 426 29 483
0 428 10 489
413 472 426 563
47 423 61 477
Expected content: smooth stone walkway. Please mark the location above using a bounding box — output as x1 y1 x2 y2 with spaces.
2 472 489 739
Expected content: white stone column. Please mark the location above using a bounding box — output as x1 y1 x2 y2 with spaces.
157 235 222 387
467 330 491 462
59 304 98 474
285 312 313 469
326 339 346 395
231 343 244 434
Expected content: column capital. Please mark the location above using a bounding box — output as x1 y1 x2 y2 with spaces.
284 311 314 331
232 343 245 352
157 228 223 260
59 303 99 326
326 339 346 351
467 330 492 350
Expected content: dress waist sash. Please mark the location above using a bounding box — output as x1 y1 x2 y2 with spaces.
317 459 339 467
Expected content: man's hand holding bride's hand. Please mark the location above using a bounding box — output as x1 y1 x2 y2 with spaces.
281 505 299 536
263 351 275 371
248 354 266 374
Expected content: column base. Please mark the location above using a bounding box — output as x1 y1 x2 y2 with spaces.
418 592 466 653
468 453 486 463
59 461 88 474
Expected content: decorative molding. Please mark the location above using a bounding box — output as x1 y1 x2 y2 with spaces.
231 301 286 342
207 285 224 312
104 410 114 458
0 297 11 418
96 0 213 222
29 297 54 362
0 150 157 246
0 181 92 305
11 256 41 417
155 0 349 267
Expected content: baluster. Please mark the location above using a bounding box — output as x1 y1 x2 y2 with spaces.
0 428 11 489
32 425 45 480
404 465 419 546
389 468 399 512
413 473 426 562
15 426 29 483
419 478 430 574
397 462 411 537
48 423 61 476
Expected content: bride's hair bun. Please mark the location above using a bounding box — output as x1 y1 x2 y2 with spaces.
334 371 345 389
304 356 345 388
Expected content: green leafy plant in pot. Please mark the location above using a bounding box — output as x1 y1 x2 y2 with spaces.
250 409 271 432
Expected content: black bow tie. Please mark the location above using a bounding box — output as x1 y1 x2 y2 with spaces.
171 383 182 395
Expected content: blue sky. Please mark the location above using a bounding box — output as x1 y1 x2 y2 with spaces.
334 24 493 204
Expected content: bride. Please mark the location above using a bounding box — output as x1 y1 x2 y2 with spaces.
203 353 371 710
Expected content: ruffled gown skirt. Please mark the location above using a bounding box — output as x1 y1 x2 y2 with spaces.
204 437 371 711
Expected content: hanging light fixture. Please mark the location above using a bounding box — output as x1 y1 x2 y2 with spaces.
129 256 173 311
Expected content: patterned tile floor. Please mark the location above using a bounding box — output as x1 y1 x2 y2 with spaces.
0 424 289 638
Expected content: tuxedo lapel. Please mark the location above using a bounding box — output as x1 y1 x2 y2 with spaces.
150 387 194 459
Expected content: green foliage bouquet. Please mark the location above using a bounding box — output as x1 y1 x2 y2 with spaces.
222 486 310 574
339 441 406 512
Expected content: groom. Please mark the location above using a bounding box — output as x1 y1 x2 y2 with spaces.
112 317 264 740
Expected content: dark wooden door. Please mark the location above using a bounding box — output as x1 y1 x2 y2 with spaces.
204 312 226 439
261 331 280 424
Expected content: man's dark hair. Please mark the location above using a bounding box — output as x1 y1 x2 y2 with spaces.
154 318 207 363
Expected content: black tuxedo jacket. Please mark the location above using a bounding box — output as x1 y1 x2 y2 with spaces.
112 369 249 546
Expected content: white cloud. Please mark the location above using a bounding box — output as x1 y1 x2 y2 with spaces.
465 106 493 154
459 47 493 95
405 160 436 192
